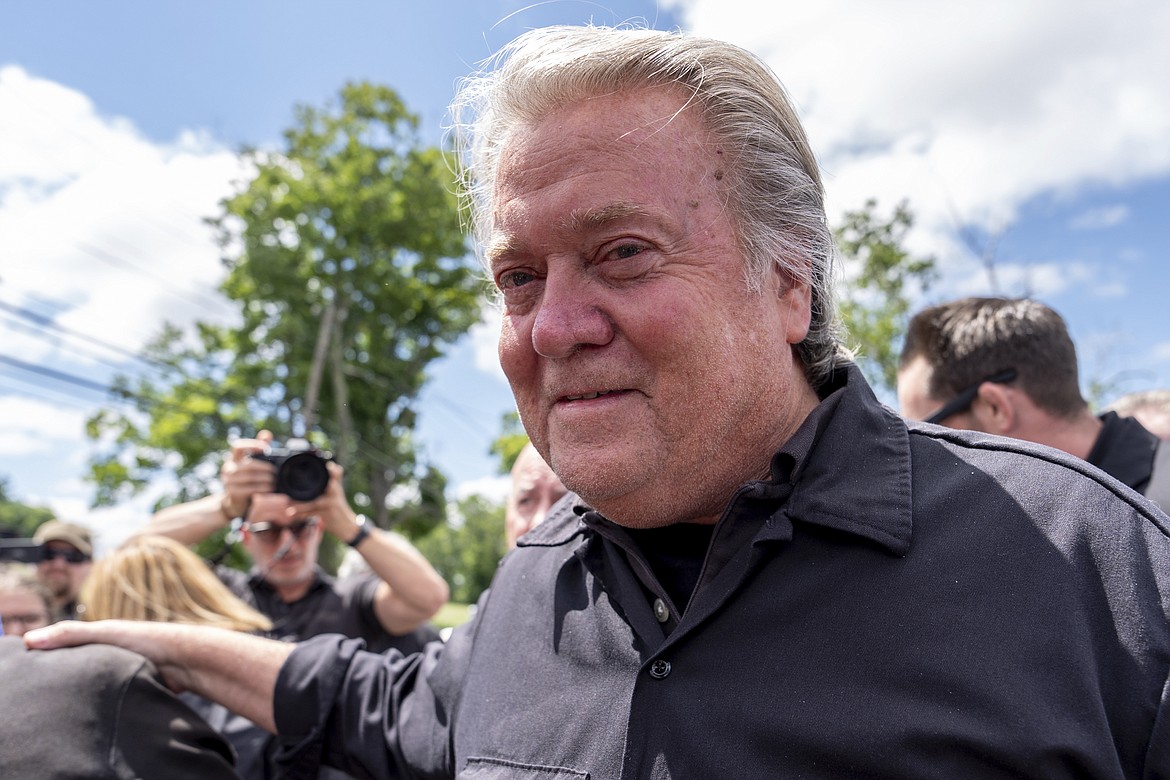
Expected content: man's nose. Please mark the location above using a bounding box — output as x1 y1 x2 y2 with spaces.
530 271 614 358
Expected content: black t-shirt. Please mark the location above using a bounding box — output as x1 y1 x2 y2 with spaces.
217 566 438 656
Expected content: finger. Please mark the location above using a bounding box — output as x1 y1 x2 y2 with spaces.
23 620 96 650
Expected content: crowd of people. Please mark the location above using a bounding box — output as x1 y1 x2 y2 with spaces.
3 22 1170 780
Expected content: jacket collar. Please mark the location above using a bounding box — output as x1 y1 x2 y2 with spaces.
519 362 914 556
775 362 913 556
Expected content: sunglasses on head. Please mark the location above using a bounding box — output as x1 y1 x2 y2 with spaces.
244 517 320 545
40 547 90 564
925 368 1018 425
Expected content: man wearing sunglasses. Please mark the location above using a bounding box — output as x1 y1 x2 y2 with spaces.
143 432 450 656
898 296 1167 510
31 520 94 621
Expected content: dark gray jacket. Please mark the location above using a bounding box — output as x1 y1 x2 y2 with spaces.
274 365 1170 779
0 636 240 778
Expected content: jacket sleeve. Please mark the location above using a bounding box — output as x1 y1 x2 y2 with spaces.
273 619 475 780
113 659 242 779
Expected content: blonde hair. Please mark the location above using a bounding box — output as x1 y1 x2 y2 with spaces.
80 535 272 633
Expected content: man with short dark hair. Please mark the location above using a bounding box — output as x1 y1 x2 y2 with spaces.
32 519 93 620
898 296 1166 510
27 26 1170 779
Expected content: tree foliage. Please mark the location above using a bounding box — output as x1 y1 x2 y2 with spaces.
0 477 55 538
85 82 483 546
413 495 505 604
835 199 937 393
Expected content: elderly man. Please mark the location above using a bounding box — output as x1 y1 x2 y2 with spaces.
898 297 1168 511
144 431 450 655
32 519 94 621
28 26 1170 779
504 442 567 549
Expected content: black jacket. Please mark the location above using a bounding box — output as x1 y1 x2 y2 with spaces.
0 637 240 779
274 365 1170 779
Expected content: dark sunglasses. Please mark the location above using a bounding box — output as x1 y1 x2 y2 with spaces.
244 518 320 545
925 368 1018 425
40 547 91 564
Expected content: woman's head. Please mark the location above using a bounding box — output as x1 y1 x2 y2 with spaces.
80 534 272 633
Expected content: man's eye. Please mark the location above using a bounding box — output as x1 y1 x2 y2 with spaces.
498 270 536 289
612 243 645 260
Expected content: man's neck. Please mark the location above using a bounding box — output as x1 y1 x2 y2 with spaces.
268 577 314 604
1024 409 1103 461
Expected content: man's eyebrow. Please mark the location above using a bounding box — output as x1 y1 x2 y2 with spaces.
485 235 518 269
487 202 657 269
563 201 652 232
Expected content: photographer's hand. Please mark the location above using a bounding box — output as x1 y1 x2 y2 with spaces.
142 430 277 546
220 430 277 519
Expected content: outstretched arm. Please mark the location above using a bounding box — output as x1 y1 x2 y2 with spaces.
296 462 450 635
24 620 292 733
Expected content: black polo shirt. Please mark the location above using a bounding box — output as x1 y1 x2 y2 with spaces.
218 566 437 656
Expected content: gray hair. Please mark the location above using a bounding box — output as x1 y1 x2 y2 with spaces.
449 25 843 388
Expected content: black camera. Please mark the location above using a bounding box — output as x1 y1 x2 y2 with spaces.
0 538 44 564
252 439 334 501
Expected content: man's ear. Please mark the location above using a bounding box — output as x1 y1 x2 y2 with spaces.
971 382 1016 435
773 266 812 346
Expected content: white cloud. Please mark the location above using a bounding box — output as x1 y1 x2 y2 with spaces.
1069 205 1130 230
453 473 511 503
1153 342 1170 363
0 395 88 454
0 66 243 367
666 0 1170 259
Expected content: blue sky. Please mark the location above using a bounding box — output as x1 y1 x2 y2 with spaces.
2 1 1168 550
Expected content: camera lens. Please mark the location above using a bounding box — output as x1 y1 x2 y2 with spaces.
275 451 330 501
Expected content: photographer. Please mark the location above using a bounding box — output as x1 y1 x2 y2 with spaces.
144 431 448 656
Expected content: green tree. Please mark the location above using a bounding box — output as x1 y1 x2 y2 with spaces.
489 411 528 474
0 477 55 538
835 199 937 393
86 82 483 551
413 495 505 604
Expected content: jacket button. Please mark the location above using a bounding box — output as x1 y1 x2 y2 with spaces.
649 659 671 679
652 598 670 623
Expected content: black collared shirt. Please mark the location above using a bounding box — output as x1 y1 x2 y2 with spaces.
1087 410 1162 498
275 364 1170 779
217 566 437 656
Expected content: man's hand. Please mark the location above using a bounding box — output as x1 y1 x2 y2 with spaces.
289 461 361 542
221 429 277 519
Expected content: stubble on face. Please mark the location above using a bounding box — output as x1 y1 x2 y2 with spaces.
492 87 819 527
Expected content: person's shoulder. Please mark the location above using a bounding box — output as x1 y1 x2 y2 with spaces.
0 636 156 701
906 420 1170 528
514 492 585 548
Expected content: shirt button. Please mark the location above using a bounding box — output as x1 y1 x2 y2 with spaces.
652 598 670 623
649 659 671 679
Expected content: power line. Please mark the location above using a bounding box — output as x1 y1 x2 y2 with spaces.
0 299 169 371
0 353 113 395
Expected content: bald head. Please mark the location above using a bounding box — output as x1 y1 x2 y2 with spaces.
505 444 568 549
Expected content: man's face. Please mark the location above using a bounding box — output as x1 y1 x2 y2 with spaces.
242 493 322 589
490 86 817 527
897 355 979 430
0 590 52 637
35 541 91 604
505 444 568 548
